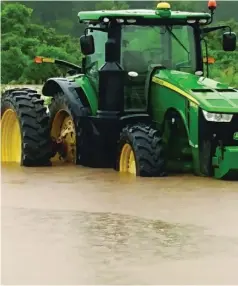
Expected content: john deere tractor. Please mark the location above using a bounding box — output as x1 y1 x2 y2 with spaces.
1 1 238 179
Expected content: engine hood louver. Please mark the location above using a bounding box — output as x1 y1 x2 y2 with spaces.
215 88 237 92
191 88 237 93
191 89 213 92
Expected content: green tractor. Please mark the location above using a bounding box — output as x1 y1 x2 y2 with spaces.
1 1 238 179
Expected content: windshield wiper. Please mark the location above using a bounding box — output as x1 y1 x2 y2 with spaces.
165 26 190 56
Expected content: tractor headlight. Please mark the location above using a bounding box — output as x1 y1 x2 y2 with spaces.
202 110 233 122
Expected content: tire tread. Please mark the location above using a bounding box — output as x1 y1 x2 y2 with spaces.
1 88 52 166
118 123 167 177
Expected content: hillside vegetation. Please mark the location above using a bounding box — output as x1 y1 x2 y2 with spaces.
1 1 237 86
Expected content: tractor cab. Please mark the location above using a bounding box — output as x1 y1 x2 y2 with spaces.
120 23 197 109
79 3 201 112
78 1 236 113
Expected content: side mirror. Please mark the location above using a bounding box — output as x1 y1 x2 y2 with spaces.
80 35 95 56
223 32 237 51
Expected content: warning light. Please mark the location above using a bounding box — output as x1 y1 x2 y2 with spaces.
208 0 217 10
34 56 43 64
34 56 55 64
203 56 215 64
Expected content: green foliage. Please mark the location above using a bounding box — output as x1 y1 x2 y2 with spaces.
95 0 129 10
1 2 32 33
21 45 79 83
1 1 237 86
44 96 52 106
1 47 29 83
1 2 81 84
202 18 238 86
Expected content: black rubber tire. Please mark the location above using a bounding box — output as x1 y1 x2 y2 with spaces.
48 92 92 165
116 123 167 177
1 88 52 166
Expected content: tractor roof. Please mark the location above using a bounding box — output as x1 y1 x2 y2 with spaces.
78 5 211 24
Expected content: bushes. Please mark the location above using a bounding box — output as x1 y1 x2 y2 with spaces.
1 3 81 85
209 51 238 87
1 2 237 86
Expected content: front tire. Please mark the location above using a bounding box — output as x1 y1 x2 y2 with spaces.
1 88 52 166
117 123 167 177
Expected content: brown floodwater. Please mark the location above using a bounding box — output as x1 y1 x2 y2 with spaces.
1 163 238 285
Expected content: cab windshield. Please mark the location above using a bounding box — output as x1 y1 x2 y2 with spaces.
121 25 196 74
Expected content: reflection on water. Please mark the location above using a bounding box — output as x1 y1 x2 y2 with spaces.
1 163 238 284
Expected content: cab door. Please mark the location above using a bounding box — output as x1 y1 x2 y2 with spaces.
84 28 108 94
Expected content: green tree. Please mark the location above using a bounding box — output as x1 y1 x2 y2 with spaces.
1 47 29 83
1 2 82 84
95 0 129 10
1 1 237 86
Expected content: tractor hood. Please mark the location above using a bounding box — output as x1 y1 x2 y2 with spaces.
152 70 238 113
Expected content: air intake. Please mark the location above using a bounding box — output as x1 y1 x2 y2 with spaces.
215 89 237 92
191 89 213 92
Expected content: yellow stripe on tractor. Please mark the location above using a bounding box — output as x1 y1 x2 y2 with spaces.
152 76 199 106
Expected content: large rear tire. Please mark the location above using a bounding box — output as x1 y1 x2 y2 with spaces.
117 123 167 177
1 88 52 166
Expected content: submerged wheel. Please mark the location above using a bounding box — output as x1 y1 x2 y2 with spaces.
117 123 167 177
48 92 90 164
1 88 52 166
50 109 77 163
119 143 137 174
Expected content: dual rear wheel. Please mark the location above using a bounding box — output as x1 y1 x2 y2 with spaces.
1 88 166 177
1 88 52 166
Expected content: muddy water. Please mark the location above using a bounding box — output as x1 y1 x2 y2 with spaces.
1 163 238 285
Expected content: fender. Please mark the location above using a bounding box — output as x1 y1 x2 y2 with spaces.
75 76 98 115
119 113 151 128
42 77 95 114
163 108 190 140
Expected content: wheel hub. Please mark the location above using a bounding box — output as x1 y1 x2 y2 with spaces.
51 111 76 163
119 143 136 175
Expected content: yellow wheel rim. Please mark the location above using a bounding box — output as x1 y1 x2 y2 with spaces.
1 109 22 163
119 143 137 175
51 109 76 163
